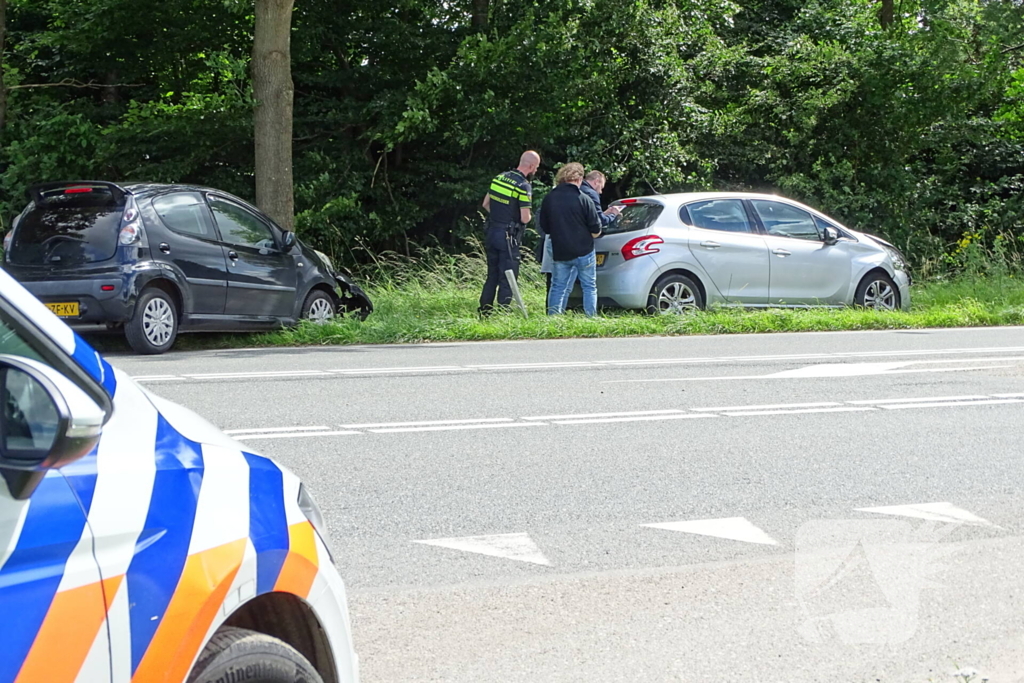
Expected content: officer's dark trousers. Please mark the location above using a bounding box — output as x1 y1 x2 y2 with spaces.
479 227 520 313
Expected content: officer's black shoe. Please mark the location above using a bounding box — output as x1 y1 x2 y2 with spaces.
478 305 493 318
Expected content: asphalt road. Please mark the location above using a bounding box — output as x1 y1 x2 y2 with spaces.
107 327 1024 683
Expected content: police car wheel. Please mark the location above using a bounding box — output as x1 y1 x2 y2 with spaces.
125 288 178 355
187 627 324 683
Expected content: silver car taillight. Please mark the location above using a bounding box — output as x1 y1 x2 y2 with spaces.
622 235 664 261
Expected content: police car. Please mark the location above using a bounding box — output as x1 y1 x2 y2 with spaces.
0 267 358 682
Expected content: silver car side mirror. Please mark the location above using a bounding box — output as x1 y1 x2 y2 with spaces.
823 227 839 245
0 354 105 499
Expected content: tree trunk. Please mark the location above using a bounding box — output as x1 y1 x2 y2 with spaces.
0 0 7 130
471 0 488 30
879 0 894 29
252 0 295 231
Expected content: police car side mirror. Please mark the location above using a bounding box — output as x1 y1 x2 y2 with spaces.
0 355 105 500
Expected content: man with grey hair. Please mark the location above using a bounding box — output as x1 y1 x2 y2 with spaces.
581 170 622 228
479 150 540 315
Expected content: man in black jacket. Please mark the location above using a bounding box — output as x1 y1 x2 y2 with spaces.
539 162 602 316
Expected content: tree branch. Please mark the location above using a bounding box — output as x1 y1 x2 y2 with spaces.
1002 43 1024 54
8 78 146 91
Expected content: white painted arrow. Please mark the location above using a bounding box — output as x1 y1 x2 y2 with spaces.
413 532 551 565
643 517 779 545
856 502 1000 528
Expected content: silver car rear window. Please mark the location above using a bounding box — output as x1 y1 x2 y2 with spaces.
603 203 663 235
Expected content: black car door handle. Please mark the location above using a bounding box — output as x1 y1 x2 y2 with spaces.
227 251 239 261
159 243 171 253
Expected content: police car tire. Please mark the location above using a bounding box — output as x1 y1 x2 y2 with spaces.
187 627 324 683
125 288 178 355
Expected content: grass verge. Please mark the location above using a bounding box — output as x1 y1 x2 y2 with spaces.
152 286 1024 357
81 247 1024 353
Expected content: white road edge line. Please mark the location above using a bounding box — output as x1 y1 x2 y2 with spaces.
342 418 514 429
369 422 546 434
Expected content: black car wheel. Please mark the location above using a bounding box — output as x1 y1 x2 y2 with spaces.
647 273 704 314
125 288 178 354
301 289 336 324
186 627 323 683
854 272 900 310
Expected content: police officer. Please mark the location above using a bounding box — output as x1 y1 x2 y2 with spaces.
479 150 541 315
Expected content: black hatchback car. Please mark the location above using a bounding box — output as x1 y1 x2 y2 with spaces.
3 181 372 354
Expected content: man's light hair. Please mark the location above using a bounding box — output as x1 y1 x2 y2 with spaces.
555 162 585 185
585 170 606 183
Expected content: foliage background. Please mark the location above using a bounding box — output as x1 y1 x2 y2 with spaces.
1 0 1022 270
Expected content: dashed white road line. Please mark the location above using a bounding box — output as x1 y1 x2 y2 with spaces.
878 398 1024 410
720 406 878 417
691 402 840 412
368 422 544 434
847 395 989 405
551 414 716 425
227 391 1024 441
341 418 513 429
127 345 1024 383
225 425 332 435
236 430 362 440
521 409 684 421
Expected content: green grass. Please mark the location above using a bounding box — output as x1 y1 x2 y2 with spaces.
82 248 1024 353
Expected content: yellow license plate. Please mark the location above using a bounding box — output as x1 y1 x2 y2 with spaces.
46 302 80 317
596 253 606 267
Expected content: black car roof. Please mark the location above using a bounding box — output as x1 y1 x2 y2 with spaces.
123 182 235 198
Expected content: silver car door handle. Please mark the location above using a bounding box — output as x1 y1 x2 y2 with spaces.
773 248 791 256
700 241 721 249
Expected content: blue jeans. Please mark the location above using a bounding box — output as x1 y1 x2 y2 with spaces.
547 250 597 316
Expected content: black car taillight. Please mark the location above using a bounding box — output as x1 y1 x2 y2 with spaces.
118 197 142 246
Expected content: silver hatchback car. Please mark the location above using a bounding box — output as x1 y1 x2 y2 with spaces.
575 192 911 313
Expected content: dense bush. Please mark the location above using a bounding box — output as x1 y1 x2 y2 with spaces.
1 0 1022 270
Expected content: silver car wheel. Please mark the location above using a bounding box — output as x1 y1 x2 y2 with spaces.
143 298 175 346
306 297 335 324
863 279 897 310
657 282 697 314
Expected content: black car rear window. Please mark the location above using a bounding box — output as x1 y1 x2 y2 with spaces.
10 189 123 266
602 203 664 235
